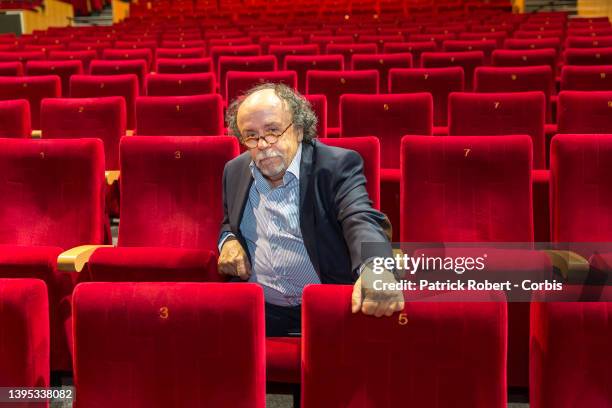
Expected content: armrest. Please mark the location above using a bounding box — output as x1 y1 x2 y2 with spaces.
542 250 590 280
105 170 120 186
31 130 42 138
57 245 113 272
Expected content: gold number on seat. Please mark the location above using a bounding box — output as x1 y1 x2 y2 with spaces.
159 306 169 319
464 148 471 157
398 313 408 325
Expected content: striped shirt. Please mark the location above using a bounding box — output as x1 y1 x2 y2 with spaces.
240 144 321 306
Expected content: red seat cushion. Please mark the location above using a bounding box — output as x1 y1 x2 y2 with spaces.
266 337 301 384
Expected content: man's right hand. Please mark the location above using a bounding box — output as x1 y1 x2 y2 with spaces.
218 238 252 280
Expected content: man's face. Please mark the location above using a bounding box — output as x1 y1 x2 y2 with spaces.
237 89 302 184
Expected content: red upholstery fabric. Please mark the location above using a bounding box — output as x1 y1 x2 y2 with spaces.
411 33 457 48
0 75 60 129
305 94 327 138
89 59 148 90
70 74 139 129
351 53 413 93
161 40 206 49
421 51 485 91
340 93 432 169
0 99 31 138
318 136 381 209
383 41 437 67
145 73 215 96
443 39 498 62
400 135 534 242
269 44 319 67
113 40 157 53
218 55 277 91
266 337 301 384
48 50 97 72
551 134 612 242
209 44 261 77
0 138 105 371
530 287 612 408
259 37 303 54
564 47 612 65
325 43 377 66
0 61 23 76
448 91 546 169
25 60 83 97
155 47 206 59
68 42 111 58
102 48 153 70
225 71 297 105
504 38 562 51
302 284 507 408
561 65 612 90
389 67 464 127
0 279 49 390
117 136 239 250
0 51 45 63
73 282 265 408
135 94 224 136
308 35 354 50
557 91 612 134
284 54 344 93
515 30 564 39
155 58 212 74
306 70 379 128
566 36 612 48
492 48 558 73
40 96 126 169
474 65 555 123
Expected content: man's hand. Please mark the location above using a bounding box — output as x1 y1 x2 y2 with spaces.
351 267 405 317
218 238 251 280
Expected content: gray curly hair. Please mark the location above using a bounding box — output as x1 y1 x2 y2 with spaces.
225 82 318 143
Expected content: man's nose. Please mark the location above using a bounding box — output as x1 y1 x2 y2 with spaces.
256 137 272 149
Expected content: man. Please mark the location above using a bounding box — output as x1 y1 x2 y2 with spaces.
218 83 403 336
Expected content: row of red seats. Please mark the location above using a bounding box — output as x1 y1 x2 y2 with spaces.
1 134 612 383
3 279 609 407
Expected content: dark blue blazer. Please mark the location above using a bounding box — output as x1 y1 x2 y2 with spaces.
219 139 393 284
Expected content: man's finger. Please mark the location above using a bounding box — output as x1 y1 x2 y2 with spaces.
351 278 362 314
361 296 377 315
236 258 249 280
384 302 397 317
373 301 388 318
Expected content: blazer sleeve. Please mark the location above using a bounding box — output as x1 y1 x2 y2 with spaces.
218 162 234 248
332 149 394 274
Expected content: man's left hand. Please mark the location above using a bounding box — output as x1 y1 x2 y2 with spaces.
351 269 405 317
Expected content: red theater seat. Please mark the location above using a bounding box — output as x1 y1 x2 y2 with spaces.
0 99 31 138
564 47 612 65
557 91 612 134
0 61 23 76
86 136 239 281
449 92 546 169
302 285 507 408
306 69 379 129
25 60 84 97
0 279 49 389
268 44 319 68
209 44 261 78
318 136 381 209
551 134 612 243
225 71 297 105
155 47 206 60
155 58 212 74
492 48 558 73
530 287 612 408
383 41 437 67
443 39 498 63
325 43 378 66
389 67 464 128
284 54 344 93
565 35 612 48
0 51 45 63
145 73 215 96
90 59 148 89
40 96 126 170
305 94 327 138
70 74 139 129
102 48 153 70
161 40 206 49
474 66 554 123
135 94 223 136
0 138 105 372
504 38 562 51
459 32 508 47
259 36 303 53
351 53 413 93
0 75 61 129
48 50 97 72
421 51 484 91
73 282 265 408
561 65 612 90
218 55 277 91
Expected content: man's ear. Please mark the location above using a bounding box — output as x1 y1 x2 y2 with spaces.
296 126 304 143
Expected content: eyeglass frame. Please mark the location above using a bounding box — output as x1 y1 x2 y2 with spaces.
240 122 294 149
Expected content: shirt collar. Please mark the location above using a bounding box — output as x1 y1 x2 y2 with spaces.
249 143 302 192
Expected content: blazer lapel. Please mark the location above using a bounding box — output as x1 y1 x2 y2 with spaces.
230 154 254 233
299 141 320 273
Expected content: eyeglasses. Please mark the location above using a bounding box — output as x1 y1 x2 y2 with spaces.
241 122 293 149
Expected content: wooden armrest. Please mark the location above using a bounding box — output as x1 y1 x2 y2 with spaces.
542 250 590 280
57 245 113 272
105 170 120 186
31 130 42 138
